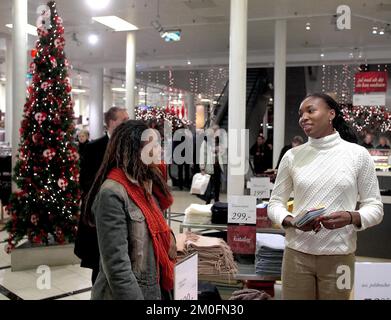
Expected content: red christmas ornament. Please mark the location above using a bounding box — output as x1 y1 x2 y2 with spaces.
49 56 57 68
31 49 37 58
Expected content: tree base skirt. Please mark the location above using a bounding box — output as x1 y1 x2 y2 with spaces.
11 242 80 271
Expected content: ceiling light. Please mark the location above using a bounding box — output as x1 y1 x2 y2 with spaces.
6 23 37 36
320 53 325 58
305 22 311 31
112 87 126 92
72 88 86 93
92 16 138 31
372 26 378 34
201 99 211 103
86 0 110 10
187 60 191 65
88 34 99 45
379 28 385 35
139 92 147 96
0 77 6 81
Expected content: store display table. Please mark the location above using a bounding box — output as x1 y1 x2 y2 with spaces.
234 262 281 281
179 222 285 235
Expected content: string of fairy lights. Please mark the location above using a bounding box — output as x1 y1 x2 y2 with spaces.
321 64 391 133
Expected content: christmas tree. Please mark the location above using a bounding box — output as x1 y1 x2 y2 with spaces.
5 1 80 252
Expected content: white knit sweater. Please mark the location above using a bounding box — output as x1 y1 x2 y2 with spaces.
267 131 384 255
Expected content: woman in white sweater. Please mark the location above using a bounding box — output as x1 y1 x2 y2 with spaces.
267 93 383 300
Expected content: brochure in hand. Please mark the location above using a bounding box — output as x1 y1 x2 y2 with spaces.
292 206 327 228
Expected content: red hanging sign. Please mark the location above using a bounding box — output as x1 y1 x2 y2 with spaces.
354 71 388 93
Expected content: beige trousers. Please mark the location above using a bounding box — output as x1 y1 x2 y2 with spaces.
282 247 355 300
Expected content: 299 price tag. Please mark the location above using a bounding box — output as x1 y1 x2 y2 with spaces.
228 196 257 225
231 212 250 222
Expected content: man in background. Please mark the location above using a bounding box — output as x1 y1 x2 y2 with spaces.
74 107 129 285
276 136 304 169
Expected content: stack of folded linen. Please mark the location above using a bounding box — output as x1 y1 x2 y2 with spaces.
183 204 213 224
255 233 285 276
229 288 272 300
176 232 238 277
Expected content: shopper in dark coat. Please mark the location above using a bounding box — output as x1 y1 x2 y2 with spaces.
250 135 272 175
74 107 129 285
77 129 90 161
276 136 304 169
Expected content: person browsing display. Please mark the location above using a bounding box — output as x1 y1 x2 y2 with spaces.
267 93 383 300
84 120 176 300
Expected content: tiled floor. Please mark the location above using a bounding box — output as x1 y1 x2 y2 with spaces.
0 189 206 300
0 190 389 300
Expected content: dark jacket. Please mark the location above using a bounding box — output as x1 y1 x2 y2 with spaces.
361 142 374 149
250 143 272 174
276 144 292 169
74 134 109 270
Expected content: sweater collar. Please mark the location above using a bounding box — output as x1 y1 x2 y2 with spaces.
308 131 341 150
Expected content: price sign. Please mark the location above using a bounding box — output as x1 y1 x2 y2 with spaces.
174 253 198 300
354 262 391 300
228 195 257 224
250 177 271 199
227 225 256 254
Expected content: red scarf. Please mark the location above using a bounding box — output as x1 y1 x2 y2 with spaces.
107 166 174 291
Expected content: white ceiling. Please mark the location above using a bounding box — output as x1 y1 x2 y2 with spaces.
0 0 391 76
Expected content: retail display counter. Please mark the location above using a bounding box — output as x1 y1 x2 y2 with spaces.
356 171 391 259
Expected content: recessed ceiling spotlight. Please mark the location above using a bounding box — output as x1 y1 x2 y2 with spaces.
379 28 385 35
187 60 191 65
372 26 378 34
86 0 110 10
305 22 311 31
320 53 325 58
88 34 99 45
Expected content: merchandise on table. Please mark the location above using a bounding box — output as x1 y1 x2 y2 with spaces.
256 202 272 228
176 232 238 276
211 202 228 224
229 288 272 300
183 203 213 224
255 233 285 276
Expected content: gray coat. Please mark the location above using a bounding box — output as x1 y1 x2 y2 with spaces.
91 179 161 300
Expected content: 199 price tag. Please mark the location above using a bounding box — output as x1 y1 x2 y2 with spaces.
228 196 257 225
250 177 271 199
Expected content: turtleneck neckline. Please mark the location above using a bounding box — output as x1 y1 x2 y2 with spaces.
308 131 341 149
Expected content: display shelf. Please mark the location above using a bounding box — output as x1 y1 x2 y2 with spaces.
234 262 281 281
179 222 285 234
377 171 391 177
382 196 391 205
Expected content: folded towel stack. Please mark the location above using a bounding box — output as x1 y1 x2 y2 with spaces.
229 288 272 300
177 232 238 276
255 233 285 276
183 204 213 224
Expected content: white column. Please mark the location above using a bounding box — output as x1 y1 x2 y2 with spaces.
103 68 112 112
89 68 104 139
80 94 88 125
273 20 287 167
263 106 268 139
227 0 248 197
125 32 136 119
186 93 195 122
5 38 13 144
12 0 27 190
